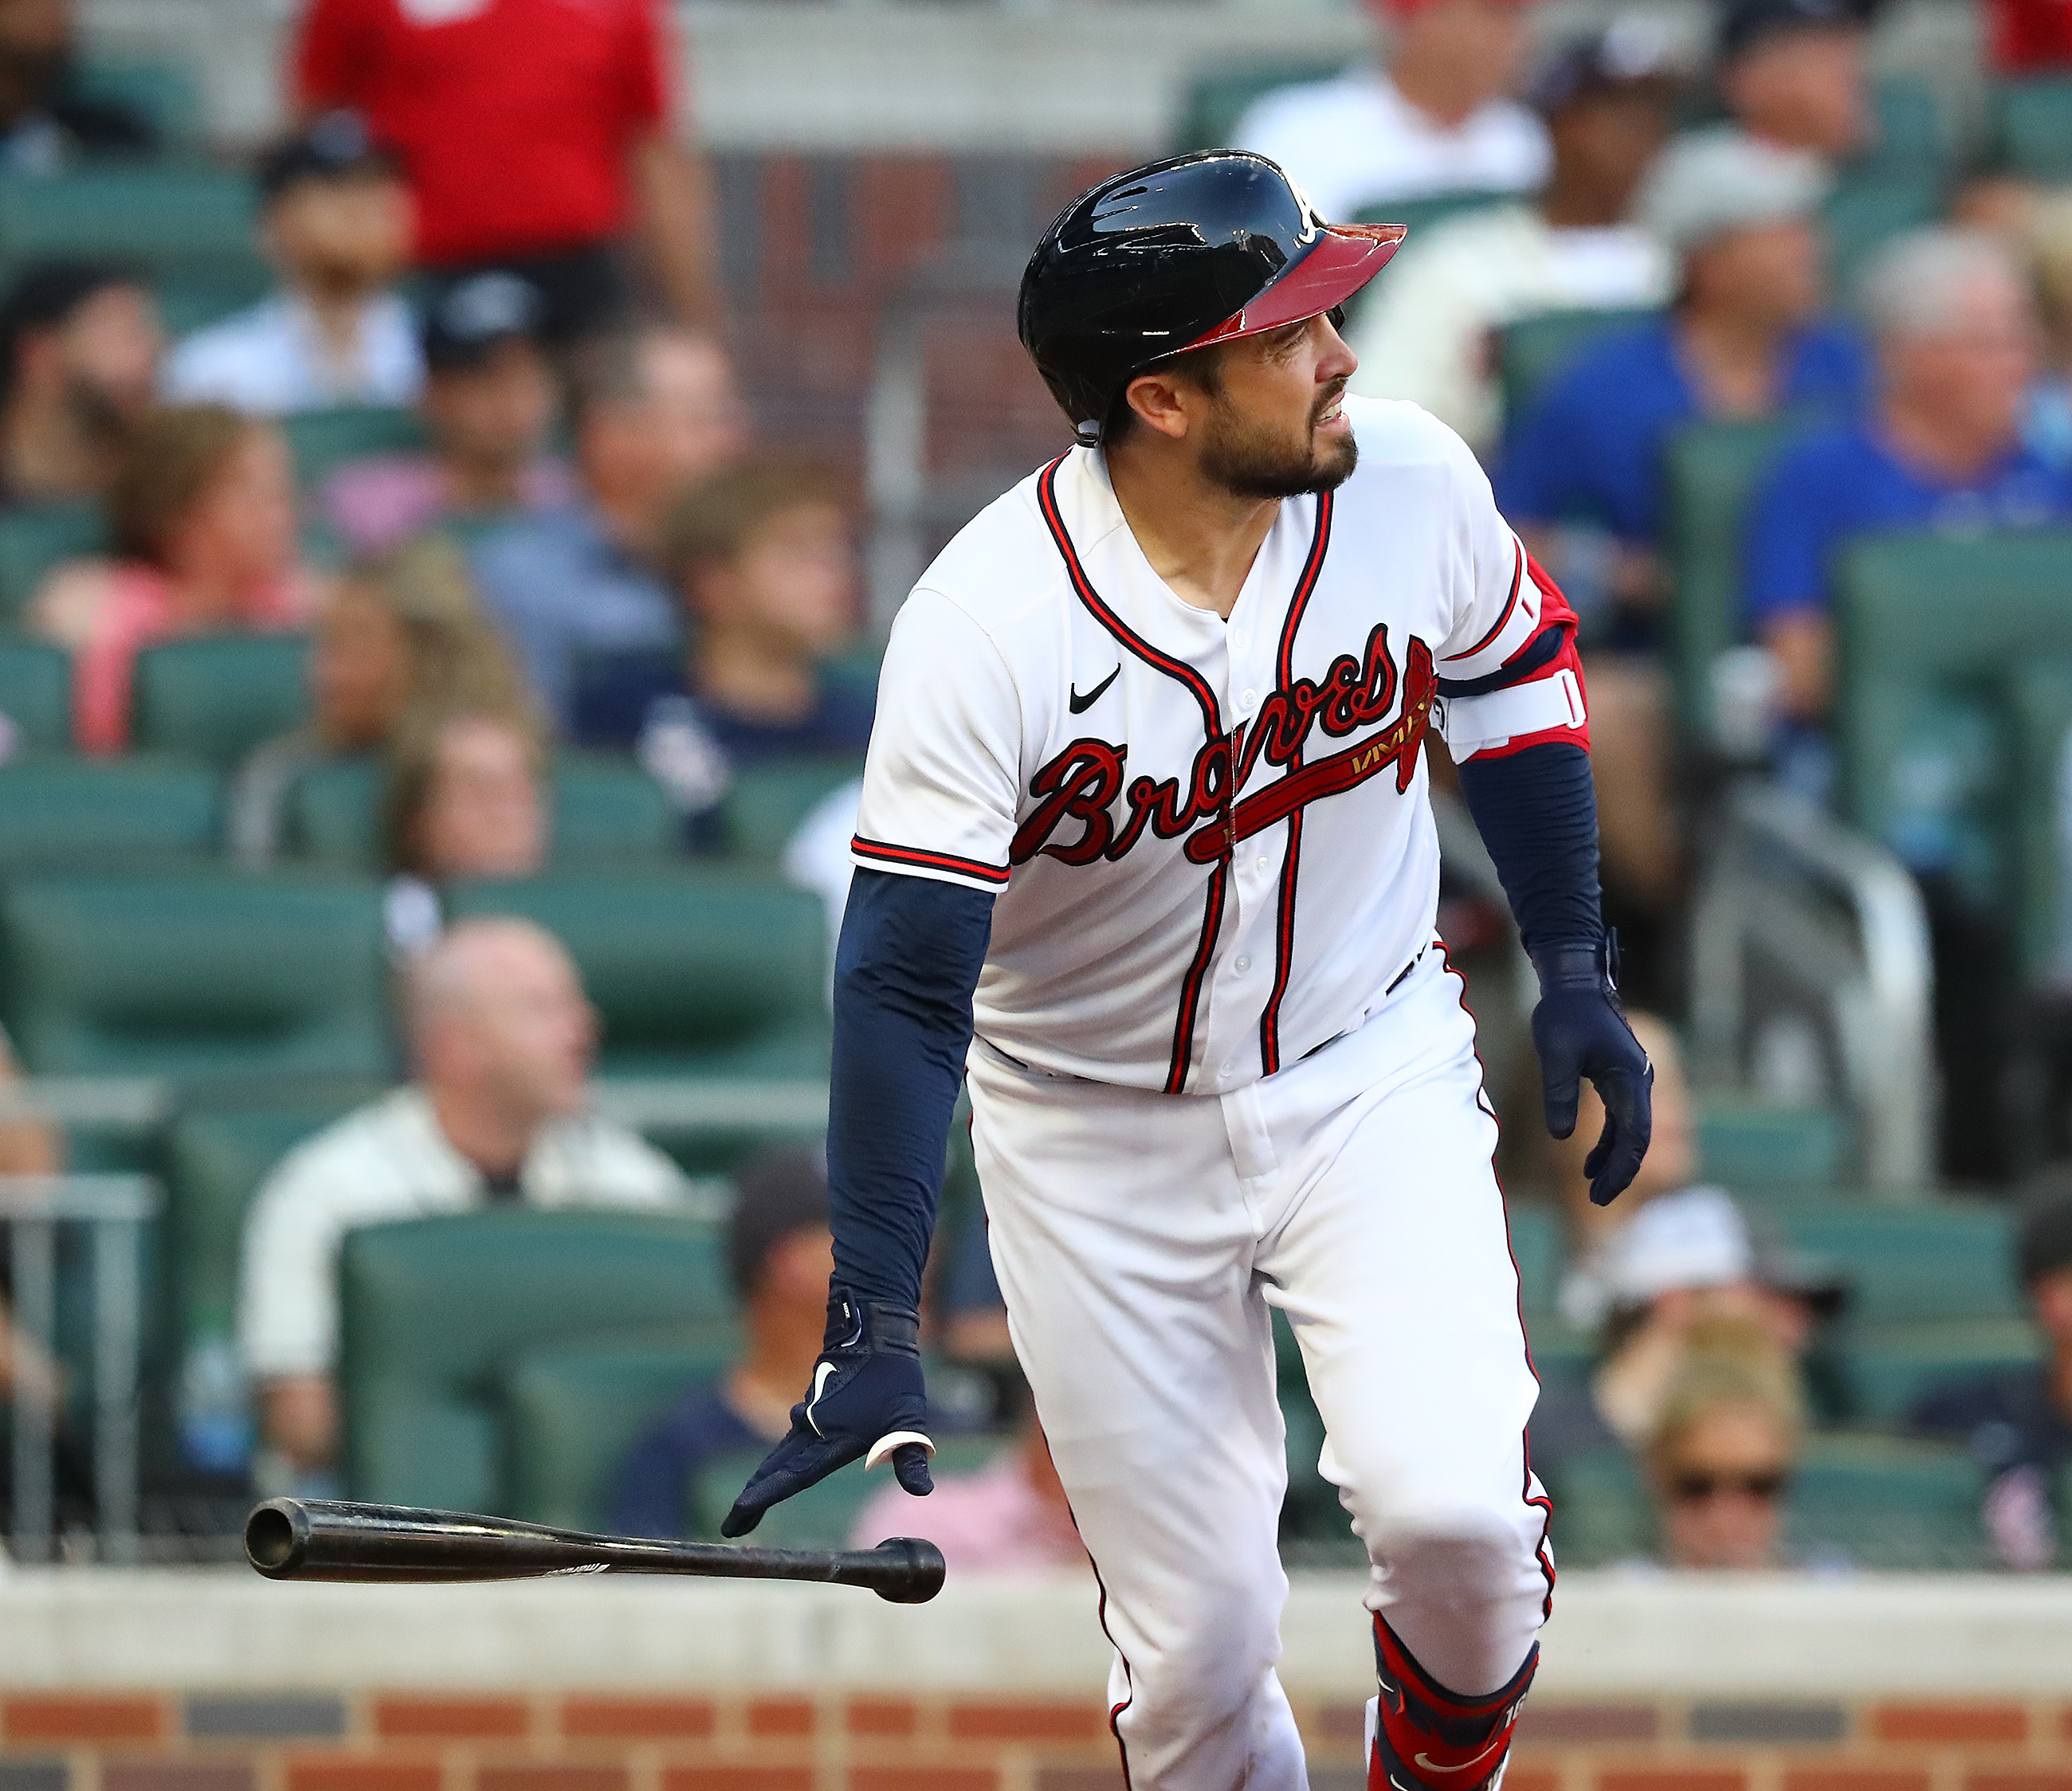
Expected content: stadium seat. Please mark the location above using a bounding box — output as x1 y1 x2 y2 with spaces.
445 869 830 1076
131 633 311 768
70 57 203 147
1823 174 1939 291
1772 1200 2022 1323
500 1331 743 1530
1505 1202 1561 1319
1497 307 1658 429
1995 76 2072 182
283 756 381 868
0 501 106 629
1663 414 1810 746
0 167 267 296
2010 663 2072 982
1842 1319 2040 1427
721 756 862 861
1860 75 1945 178
0 756 218 872
0 641 73 753
336 1209 731 1509
1695 1096 1846 1187
280 407 426 492
0 872 389 1080
1171 59 1347 155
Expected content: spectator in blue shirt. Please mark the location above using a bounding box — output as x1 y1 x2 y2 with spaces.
469 323 746 731
573 457 872 843
610 1150 834 1542
1745 226 2068 731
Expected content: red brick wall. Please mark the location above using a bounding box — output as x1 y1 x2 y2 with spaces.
2 1692 2068 1791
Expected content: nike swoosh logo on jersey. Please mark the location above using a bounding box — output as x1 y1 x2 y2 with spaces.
1068 664 1120 713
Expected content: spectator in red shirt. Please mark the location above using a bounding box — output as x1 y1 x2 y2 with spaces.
290 0 721 343
1985 0 2072 73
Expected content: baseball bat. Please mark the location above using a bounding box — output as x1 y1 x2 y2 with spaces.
245 1498 945 1604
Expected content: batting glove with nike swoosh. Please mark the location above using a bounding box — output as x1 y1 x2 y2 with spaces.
720 1292 934 1538
1530 936 1654 1208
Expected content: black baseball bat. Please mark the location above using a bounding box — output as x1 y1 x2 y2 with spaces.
245 1498 945 1604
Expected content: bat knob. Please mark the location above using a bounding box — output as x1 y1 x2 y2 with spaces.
873 1537 946 1603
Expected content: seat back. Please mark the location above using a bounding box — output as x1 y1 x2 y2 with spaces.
0 501 106 628
2010 662 2072 983
1772 1199 2022 1323
1497 307 1659 430
1663 415 1811 746
1996 76 2072 182
0 757 219 872
446 870 829 1076
0 872 388 1080
131 633 311 767
0 641 73 753
1822 174 1939 290
280 407 427 492
722 756 863 862
338 1209 730 1509
69 56 202 145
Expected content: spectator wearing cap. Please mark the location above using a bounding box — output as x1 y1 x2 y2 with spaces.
290 0 721 343
1494 131 1867 997
1233 0 1548 223
0 261 161 506
609 1150 836 1541
0 0 155 174
164 112 420 417
1715 0 1874 164
572 457 868 842
469 323 747 731
1911 1183 2072 1570
317 272 571 558
1347 18 1678 453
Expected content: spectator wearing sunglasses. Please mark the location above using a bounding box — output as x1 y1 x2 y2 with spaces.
1645 1318 1804 1570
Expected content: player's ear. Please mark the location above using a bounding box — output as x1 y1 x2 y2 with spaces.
1120 368 1196 442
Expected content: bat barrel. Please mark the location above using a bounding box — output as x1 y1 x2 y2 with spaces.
245 1500 945 1603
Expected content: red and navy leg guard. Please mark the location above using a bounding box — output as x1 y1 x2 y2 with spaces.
1368 1616 1537 1791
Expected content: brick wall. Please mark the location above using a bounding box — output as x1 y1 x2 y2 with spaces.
2 1692 2068 1791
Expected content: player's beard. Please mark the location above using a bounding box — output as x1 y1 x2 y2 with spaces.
1199 377 1357 500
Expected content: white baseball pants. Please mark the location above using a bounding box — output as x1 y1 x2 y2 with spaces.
966 950 1552 1791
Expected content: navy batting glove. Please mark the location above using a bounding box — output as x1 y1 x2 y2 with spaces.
720 1291 934 1538
1530 938 1654 1207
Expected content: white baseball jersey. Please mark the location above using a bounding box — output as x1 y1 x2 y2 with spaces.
850 395 1586 1097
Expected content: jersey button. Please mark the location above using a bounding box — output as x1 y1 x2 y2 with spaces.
1235 954 1252 973
1254 856 1270 875
1240 688 1258 711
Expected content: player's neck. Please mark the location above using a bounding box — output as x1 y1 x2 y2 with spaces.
1104 445 1279 620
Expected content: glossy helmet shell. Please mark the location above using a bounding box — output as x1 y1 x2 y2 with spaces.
1017 150 1406 445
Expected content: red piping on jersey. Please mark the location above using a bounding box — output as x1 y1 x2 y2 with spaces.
1036 453 1227 1093
1257 488 1335 1076
851 836 1012 888
1440 538 1525 664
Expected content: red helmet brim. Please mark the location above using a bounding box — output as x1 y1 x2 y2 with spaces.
1180 222 1408 353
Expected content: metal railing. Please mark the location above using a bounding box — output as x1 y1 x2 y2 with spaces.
2 1173 159 1563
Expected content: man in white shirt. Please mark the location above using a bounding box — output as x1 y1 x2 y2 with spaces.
1348 18 1679 453
166 110 422 417
239 916 685 1481
1234 0 1548 221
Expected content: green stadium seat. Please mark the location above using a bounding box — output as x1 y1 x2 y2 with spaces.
1823 174 1940 291
1497 307 1658 429
446 869 830 1076
1505 1202 1560 1319
1860 75 1945 178
131 633 310 767
1842 1319 2039 1426
2009 663 2072 982
500 1331 740 1530
280 407 426 492
0 641 72 752
0 501 105 627
722 756 861 861
70 57 202 147
337 1208 730 1508
0 756 218 872
1663 415 1811 746
1995 76 2072 182
0 872 388 1080
1696 1095 1846 1188
0 167 266 293
1772 1200 2022 1323
284 755 381 868
1172 59 1348 155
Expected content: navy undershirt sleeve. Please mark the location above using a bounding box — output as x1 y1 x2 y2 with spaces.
1454 741 1604 955
825 868 995 1311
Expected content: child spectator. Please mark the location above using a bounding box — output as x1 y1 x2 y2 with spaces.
1234 0 1548 221
165 111 420 417
317 271 571 557
1911 1185 2072 1570
381 709 549 953
0 0 155 171
610 1150 835 1540
27 403 320 753
0 261 162 505
1714 0 1874 164
1348 18 1678 453
228 536 528 867
1645 1318 1807 1570
239 917 685 1488
469 323 744 729
573 459 868 837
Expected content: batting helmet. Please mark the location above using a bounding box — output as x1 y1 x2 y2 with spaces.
1017 151 1406 446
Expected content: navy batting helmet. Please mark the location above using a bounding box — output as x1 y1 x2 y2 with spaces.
1017 151 1406 446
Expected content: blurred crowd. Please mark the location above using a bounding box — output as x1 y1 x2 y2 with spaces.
0 0 2068 1570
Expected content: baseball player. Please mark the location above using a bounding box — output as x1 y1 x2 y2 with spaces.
724 152 1654 1791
